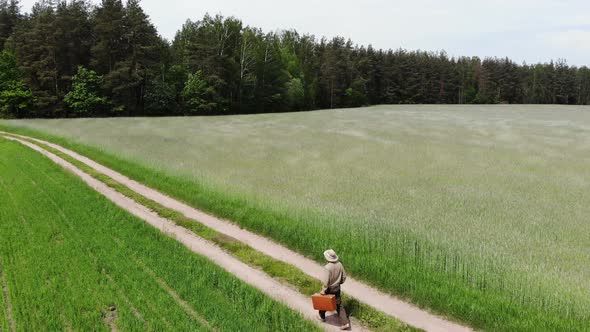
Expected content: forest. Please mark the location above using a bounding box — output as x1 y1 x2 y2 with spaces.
1 0 590 118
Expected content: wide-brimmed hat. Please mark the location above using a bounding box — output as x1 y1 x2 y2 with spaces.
323 249 339 263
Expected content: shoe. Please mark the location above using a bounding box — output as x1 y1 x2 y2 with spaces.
340 323 350 330
317 314 325 322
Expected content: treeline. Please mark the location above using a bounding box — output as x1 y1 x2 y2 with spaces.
1 0 590 118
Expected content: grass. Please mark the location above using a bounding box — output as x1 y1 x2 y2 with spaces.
0 138 319 331
2 104 590 330
7 133 416 332
0 261 8 332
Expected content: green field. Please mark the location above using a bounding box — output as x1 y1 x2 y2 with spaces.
0 138 318 331
3 104 590 330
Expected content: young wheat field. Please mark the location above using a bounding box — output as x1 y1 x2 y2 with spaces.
4 104 590 330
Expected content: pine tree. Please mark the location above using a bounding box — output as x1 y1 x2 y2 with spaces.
55 1 92 84
8 1 62 114
94 0 163 114
91 0 125 74
319 37 352 109
237 27 259 112
253 32 289 112
0 0 20 50
8 1 93 115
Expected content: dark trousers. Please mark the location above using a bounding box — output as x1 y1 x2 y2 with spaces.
319 287 349 324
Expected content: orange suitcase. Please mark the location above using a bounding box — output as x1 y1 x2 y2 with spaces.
312 294 337 311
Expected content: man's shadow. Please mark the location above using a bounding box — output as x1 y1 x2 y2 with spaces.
324 310 351 330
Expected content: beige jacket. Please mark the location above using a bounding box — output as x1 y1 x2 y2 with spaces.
322 261 347 292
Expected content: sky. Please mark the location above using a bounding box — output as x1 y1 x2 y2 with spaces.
19 0 590 66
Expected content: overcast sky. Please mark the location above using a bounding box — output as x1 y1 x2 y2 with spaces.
20 0 590 66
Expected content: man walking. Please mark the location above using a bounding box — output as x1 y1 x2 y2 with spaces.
318 249 350 330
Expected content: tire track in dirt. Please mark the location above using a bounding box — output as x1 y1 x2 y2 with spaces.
2 135 350 332
1 131 472 332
